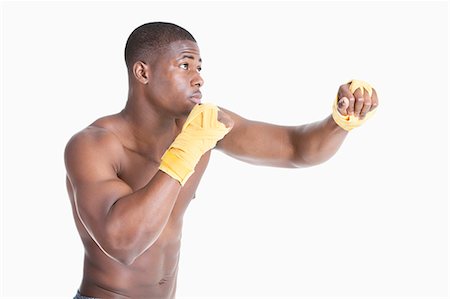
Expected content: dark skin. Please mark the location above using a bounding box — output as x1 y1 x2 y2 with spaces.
65 40 378 298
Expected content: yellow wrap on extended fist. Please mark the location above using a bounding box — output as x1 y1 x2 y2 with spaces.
159 103 231 185
332 80 376 131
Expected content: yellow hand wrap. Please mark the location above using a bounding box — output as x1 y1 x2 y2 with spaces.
332 80 376 131
159 103 231 186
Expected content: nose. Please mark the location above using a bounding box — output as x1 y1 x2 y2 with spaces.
191 73 204 88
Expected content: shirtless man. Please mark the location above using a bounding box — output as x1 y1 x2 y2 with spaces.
65 22 378 298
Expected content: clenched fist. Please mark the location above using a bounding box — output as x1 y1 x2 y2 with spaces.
336 81 379 119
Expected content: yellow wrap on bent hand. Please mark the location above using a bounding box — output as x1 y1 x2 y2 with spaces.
159 103 231 186
332 80 376 131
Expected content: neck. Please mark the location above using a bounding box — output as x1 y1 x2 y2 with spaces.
119 91 179 158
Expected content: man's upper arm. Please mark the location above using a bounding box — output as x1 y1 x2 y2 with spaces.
216 108 298 168
64 128 132 249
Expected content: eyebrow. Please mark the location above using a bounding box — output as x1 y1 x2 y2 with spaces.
177 55 202 63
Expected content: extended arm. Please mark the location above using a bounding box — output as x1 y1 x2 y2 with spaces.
216 111 346 168
216 81 378 167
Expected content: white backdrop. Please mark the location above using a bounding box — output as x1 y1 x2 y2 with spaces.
1 1 448 298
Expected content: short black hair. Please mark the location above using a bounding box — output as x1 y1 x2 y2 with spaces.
124 22 196 69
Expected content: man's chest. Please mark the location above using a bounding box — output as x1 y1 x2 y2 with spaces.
117 150 211 218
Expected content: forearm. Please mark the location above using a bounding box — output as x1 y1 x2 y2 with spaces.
291 115 348 167
104 171 181 265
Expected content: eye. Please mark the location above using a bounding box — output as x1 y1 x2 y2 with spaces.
180 63 188 70
197 66 202 73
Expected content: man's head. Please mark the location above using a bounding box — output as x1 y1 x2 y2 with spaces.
124 22 203 116
125 22 196 71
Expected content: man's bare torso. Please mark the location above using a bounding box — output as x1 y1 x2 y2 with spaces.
67 114 209 298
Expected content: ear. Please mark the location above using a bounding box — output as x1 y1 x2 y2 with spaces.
132 61 150 84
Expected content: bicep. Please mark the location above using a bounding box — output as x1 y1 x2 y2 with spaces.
65 132 132 244
216 108 297 168
70 179 132 237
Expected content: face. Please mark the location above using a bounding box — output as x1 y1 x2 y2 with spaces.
146 40 204 116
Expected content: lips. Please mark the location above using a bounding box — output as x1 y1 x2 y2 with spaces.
190 91 202 104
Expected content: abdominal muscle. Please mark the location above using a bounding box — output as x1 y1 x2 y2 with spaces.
79 220 183 299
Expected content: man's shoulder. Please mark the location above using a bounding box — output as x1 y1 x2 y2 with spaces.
65 117 125 163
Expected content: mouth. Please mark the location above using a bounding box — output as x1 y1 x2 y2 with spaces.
189 91 202 104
